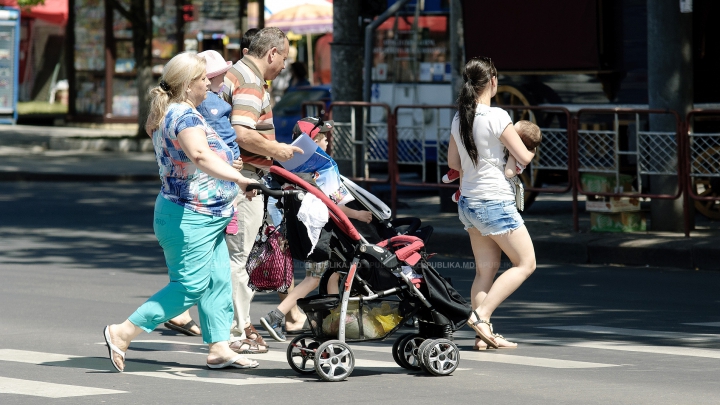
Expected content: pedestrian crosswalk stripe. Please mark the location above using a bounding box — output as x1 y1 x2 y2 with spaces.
132 340 405 370
135 339 618 369
460 351 617 368
684 322 720 327
0 376 126 398
0 349 302 386
546 340 720 359
539 325 720 342
0 348 78 364
126 369 302 386
333 343 618 369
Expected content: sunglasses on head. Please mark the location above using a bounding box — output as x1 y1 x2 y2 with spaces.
308 112 328 136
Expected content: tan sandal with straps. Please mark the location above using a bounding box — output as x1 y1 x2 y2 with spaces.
493 333 518 349
469 310 498 349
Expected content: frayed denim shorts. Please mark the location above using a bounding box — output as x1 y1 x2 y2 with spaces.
457 197 524 236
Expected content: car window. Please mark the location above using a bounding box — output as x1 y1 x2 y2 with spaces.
274 90 330 115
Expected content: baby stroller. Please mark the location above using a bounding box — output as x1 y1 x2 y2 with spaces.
249 166 471 382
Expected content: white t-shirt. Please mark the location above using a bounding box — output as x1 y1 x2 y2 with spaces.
450 104 515 200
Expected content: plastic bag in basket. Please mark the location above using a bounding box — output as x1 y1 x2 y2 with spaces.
370 302 403 333
322 304 384 339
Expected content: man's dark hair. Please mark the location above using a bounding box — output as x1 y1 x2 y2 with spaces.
240 28 259 59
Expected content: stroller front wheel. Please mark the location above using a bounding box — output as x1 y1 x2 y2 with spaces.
393 333 424 371
421 338 460 376
286 334 320 375
315 340 355 382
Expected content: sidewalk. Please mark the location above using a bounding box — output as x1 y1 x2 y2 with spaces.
2 124 719 271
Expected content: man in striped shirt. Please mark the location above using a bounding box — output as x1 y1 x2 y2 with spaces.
223 27 303 354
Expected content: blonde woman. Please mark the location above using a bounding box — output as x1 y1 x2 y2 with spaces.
447 57 537 350
103 52 259 371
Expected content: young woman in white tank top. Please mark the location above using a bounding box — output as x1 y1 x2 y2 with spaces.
448 57 537 350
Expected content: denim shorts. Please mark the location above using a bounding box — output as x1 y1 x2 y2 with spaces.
457 197 524 236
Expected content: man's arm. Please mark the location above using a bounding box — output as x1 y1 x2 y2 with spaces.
233 124 302 162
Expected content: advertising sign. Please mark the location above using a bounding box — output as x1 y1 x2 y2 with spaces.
0 8 19 124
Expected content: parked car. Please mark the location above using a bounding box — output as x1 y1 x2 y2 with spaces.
273 85 331 144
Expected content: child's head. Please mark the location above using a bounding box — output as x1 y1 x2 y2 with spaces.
197 50 232 93
514 120 542 152
293 117 335 151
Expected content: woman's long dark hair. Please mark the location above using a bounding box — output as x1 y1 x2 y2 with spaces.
456 57 497 167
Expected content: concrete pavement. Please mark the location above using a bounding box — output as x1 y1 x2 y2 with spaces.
2 124 718 271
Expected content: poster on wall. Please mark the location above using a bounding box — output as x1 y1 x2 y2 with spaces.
73 0 105 115
372 15 449 83
0 9 19 122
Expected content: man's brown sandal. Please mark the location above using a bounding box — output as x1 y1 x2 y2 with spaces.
229 338 268 354
245 324 268 347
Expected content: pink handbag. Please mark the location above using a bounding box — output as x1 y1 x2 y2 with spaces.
246 223 294 293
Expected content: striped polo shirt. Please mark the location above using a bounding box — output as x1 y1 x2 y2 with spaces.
224 58 275 170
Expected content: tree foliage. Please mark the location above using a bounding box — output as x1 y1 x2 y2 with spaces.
4 0 46 7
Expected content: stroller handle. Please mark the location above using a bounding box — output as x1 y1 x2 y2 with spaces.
247 183 304 199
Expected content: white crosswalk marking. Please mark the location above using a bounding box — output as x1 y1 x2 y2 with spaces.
126 369 301 386
684 322 720 327
0 349 78 364
532 326 720 359
460 351 617 368
132 340 405 369
0 376 126 398
342 343 619 368
540 325 720 342
134 339 619 369
0 348 302 387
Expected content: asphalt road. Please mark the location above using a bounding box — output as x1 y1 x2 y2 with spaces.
1 181 719 404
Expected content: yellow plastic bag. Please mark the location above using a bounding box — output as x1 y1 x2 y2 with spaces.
370 302 403 333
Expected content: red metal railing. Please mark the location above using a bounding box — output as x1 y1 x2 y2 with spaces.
325 101 395 185
683 109 720 236
572 108 684 232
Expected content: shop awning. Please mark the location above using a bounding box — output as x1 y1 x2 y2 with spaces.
7 0 68 25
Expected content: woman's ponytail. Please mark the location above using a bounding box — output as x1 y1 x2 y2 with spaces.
455 57 497 167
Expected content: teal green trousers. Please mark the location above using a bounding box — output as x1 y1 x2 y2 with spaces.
128 195 233 344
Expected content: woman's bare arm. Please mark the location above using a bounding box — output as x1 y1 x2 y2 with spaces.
505 154 518 178
177 126 256 194
499 124 534 166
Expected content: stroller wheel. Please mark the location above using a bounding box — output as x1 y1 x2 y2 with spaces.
286 334 320 375
417 338 437 373
315 340 355 382
421 338 460 376
393 333 424 371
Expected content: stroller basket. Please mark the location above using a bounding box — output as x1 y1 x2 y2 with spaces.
298 295 406 342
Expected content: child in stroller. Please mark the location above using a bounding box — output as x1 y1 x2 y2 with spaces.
260 117 431 342
248 165 471 381
247 117 469 381
259 117 369 342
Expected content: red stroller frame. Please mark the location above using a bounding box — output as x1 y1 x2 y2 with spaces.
248 167 469 382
